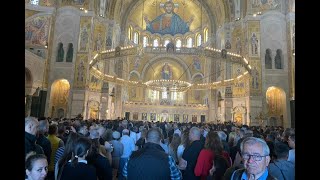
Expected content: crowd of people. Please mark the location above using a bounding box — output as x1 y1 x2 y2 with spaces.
25 116 295 180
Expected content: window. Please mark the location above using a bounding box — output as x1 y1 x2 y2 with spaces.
164 39 170 47
176 39 182 49
204 28 208 43
128 26 133 40
153 38 159 47
171 92 177 100
143 36 148 47
187 37 193 48
30 0 39 5
133 32 139 44
196 34 202 47
162 90 168 99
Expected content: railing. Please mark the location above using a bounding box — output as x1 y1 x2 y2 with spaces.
144 46 200 55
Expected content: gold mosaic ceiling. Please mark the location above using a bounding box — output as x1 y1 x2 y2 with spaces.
110 0 234 32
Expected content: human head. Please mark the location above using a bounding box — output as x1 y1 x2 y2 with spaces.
38 119 49 134
274 142 289 160
240 137 270 178
25 116 39 136
48 124 58 135
205 131 223 154
164 1 174 14
189 127 201 142
288 134 295 149
71 137 92 165
217 131 227 142
78 123 88 136
146 128 162 144
25 152 48 180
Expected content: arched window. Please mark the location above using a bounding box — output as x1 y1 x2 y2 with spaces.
143 36 149 47
196 34 202 47
164 39 170 47
187 37 193 48
133 31 139 44
176 39 182 49
162 91 168 99
171 92 177 100
204 28 209 43
275 49 283 69
153 38 159 47
128 26 133 40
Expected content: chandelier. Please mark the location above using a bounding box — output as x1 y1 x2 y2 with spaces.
145 79 192 92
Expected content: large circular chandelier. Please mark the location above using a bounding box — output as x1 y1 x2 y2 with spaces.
145 79 192 92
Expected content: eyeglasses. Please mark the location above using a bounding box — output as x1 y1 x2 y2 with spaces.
241 153 268 161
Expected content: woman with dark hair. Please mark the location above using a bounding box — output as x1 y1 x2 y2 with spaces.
58 137 97 180
87 132 113 180
54 132 81 179
194 131 231 180
25 152 48 180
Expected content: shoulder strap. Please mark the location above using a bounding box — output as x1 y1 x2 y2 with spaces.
272 162 285 180
232 168 245 180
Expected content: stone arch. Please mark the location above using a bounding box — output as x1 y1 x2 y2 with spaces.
129 70 140 80
141 55 192 81
265 86 287 127
231 105 247 126
48 79 70 118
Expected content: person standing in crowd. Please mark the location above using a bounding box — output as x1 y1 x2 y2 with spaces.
268 142 294 180
122 128 182 179
59 137 97 180
179 127 204 180
231 137 275 180
25 152 48 180
25 116 44 156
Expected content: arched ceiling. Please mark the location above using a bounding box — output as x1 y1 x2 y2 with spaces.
108 0 235 34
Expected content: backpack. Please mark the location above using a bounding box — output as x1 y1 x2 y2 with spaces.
231 168 276 180
211 154 230 180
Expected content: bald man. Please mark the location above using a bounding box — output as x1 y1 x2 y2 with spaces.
25 116 44 156
122 128 182 180
179 127 204 180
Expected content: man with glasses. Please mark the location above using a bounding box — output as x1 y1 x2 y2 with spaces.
231 137 276 180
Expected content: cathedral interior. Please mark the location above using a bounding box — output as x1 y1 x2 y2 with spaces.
25 0 295 128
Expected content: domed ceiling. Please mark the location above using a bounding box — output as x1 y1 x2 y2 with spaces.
108 0 237 33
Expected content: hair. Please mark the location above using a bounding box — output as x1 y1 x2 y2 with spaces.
274 142 289 159
217 131 227 141
266 134 275 142
25 152 47 171
240 137 270 156
25 116 38 127
164 1 174 7
288 134 295 142
48 124 58 135
170 133 181 152
205 131 223 155
70 137 92 167
38 119 49 133
283 128 295 141
146 128 162 143
228 132 238 147
57 132 81 170
190 127 201 139
181 129 190 148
